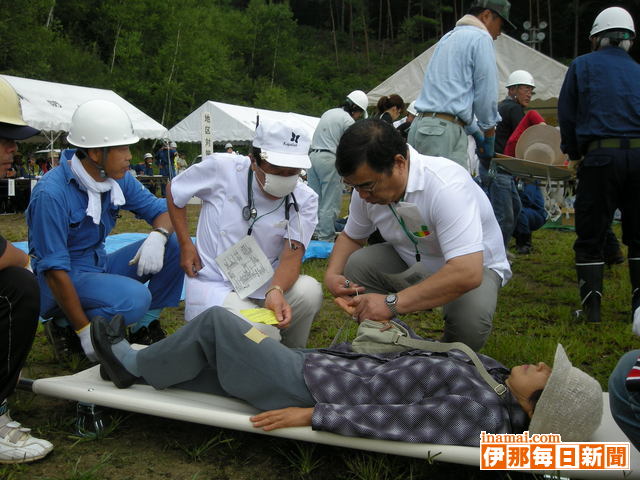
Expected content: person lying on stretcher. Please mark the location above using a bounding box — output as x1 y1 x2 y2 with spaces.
90 305 602 446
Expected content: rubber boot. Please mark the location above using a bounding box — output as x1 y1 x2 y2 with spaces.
128 309 166 345
629 258 640 324
604 228 625 266
574 263 604 323
516 233 532 254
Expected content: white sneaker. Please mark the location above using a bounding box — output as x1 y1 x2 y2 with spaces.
0 417 53 464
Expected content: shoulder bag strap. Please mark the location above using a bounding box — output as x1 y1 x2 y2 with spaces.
388 327 508 398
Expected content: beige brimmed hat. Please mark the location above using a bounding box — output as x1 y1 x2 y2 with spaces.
515 124 567 166
529 344 603 442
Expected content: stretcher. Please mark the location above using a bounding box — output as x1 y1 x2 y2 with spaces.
489 154 575 225
491 154 574 182
23 366 640 479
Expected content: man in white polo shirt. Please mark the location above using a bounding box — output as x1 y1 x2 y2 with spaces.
324 119 510 350
167 117 322 348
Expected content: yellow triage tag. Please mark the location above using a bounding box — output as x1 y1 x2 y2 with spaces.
240 308 279 325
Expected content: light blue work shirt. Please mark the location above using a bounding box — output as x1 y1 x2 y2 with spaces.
27 154 167 299
414 25 500 134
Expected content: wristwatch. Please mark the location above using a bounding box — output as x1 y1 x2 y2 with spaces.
385 294 399 317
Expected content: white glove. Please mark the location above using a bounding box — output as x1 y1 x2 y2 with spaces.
633 307 640 336
76 324 97 362
128 230 167 277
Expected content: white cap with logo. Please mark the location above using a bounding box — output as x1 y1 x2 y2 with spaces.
252 117 312 169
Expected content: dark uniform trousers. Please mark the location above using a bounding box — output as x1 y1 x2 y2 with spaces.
574 147 640 262
0 267 39 403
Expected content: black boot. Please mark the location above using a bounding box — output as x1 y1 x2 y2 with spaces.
128 320 166 345
43 319 84 362
515 233 532 254
629 259 640 323
575 263 604 323
604 228 625 266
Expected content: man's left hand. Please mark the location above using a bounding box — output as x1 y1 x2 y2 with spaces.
265 289 292 329
477 135 495 160
348 293 393 322
129 231 167 276
250 407 313 431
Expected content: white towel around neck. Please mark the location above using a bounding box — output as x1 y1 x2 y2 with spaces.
455 14 489 33
70 155 126 225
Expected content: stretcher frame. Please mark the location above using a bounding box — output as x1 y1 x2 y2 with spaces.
491 154 574 182
21 365 640 479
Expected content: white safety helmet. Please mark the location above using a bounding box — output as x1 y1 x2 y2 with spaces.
144 152 153 159
170 141 177 148
590 7 635 39
505 70 535 88
67 100 139 148
225 142 233 149
346 90 369 118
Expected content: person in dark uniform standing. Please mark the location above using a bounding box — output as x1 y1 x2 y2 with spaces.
558 6 640 324
0 76 53 463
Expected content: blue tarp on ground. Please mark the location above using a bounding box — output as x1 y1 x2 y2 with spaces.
14 234 334 302
13 233 334 260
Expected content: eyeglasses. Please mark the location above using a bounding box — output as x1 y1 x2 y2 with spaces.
518 86 535 94
343 178 379 193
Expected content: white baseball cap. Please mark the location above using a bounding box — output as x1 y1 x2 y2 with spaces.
252 117 311 169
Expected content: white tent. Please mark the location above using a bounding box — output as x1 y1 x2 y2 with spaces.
367 34 569 105
168 100 320 143
2 74 168 144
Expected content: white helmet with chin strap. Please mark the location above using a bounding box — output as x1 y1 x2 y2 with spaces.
67 100 139 178
346 90 369 118
590 7 635 39
505 70 535 88
67 100 139 148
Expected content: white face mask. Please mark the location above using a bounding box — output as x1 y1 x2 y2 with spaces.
256 166 299 197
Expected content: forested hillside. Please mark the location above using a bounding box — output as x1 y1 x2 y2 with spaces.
1 0 637 129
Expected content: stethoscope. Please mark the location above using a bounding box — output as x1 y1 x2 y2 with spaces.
242 168 302 248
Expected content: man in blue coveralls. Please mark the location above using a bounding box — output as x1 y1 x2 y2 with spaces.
27 99 184 362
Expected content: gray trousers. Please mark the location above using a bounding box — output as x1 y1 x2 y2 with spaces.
307 150 342 242
408 116 469 170
344 243 501 351
136 307 315 410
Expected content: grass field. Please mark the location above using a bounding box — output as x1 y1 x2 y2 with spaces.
0 203 636 480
